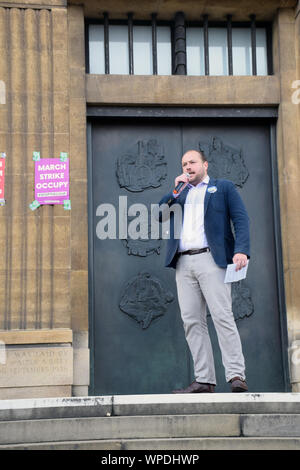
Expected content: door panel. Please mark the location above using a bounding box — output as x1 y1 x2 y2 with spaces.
91 121 192 395
89 118 288 394
183 122 286 392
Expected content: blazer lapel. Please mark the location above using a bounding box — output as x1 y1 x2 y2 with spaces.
204 178 216 215
177 179 216 213
176 185 189 206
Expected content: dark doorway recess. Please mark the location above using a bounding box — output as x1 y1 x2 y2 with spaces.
87 107 290 395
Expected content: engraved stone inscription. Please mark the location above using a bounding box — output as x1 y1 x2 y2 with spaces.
0 347 73 387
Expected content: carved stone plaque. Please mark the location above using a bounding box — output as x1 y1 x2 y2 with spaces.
116 140 167 192
199 136 249 187
0 346 73 387
119 272 174 329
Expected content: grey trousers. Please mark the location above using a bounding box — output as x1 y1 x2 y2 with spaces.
175 251 246 385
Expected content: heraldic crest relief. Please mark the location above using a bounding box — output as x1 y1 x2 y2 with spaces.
231 281 254 321
207 280 254 322
122 212 161 257
122 235 161 257
119 272 174 329
116 139 167 192
199 136 249 188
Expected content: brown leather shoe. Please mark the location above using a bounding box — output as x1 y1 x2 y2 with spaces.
172 381 215 394
230 376 248 392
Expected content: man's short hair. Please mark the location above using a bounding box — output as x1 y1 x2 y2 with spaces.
182 149 207 163
198 150 207 163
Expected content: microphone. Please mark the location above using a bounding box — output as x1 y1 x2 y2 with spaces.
173 173 190 198
166 173 190 204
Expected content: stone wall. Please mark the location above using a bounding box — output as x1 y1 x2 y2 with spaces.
0 1 89 398
0 0 299 396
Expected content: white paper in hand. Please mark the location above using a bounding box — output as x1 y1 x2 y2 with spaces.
224 261 249 283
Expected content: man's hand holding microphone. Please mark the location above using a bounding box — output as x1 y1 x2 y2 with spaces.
173 172 190 198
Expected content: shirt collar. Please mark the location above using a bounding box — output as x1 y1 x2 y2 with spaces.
188 175 210 189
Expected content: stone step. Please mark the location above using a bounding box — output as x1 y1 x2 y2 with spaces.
1 393 300 421
1 437 300 451
0 396 112 421
242 413 300 437
1 394 300 449
0 414 241 445
1 413 300 446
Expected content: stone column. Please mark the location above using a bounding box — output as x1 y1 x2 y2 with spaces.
68 4 89 397
0 3 73 398
273 7 300 392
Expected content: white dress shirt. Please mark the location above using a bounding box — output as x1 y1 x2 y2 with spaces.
178 175 210 252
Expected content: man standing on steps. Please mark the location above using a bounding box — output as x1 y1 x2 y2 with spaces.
158 149 250 393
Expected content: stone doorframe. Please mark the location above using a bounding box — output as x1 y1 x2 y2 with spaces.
1 2 298 398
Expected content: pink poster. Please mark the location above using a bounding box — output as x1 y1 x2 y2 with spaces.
35 158 69 205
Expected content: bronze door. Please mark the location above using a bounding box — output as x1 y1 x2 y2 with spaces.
88 117 289 394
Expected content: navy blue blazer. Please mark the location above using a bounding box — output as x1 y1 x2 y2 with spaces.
158 178 250 269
